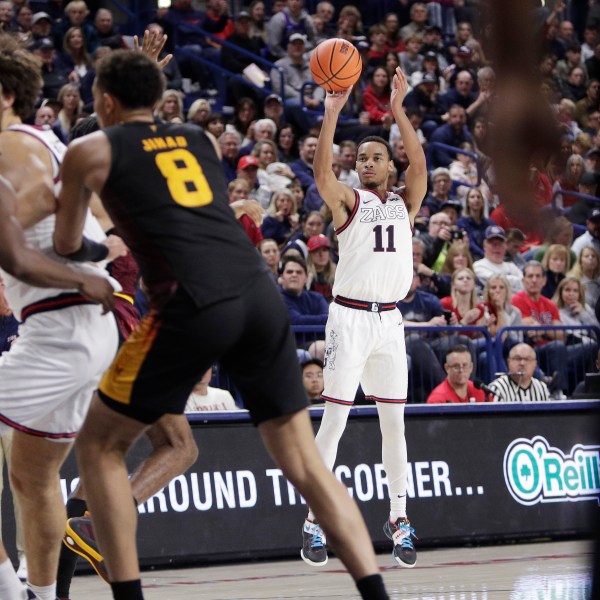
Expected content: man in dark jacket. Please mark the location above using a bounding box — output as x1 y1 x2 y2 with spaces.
221 11 265 105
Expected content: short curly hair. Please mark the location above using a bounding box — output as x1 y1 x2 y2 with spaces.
95 50 164 110
0 34 43 121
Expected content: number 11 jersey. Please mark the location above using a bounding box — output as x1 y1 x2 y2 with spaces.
332 188 414 303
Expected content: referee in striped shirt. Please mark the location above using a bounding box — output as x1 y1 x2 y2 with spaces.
488 343 550 402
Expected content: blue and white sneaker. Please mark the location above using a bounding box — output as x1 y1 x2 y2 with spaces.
301 519 328 566
383 517 417 568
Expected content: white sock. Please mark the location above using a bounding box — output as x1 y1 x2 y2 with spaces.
26 581 56 600
314 401 352 471
376 402 408 522
0 559 26 600
306 401 352 525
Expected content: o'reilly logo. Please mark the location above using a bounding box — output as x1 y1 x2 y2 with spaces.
504 436 600 506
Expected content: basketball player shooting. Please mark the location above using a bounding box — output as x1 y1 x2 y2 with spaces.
300 66 427 568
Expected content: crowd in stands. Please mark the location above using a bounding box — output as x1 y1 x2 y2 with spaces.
3 0 600 404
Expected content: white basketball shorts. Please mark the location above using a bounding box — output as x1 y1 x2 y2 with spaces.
321 302 408 405
0 304 118 441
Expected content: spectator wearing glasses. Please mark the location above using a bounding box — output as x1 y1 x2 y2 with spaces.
301 358 324 403
426 345 486 403
488 343 550 402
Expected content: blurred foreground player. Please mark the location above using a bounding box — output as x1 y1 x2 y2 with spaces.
54 50 390 600
0 36 118 600
56 113 199 599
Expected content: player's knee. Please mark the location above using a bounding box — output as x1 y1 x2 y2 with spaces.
179 434 199 469
9 465 53 500
74 429 131 464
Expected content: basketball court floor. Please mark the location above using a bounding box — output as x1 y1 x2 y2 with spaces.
67 539 593 599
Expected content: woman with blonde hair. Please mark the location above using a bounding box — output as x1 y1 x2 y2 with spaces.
531 215 576 265
258 238 281 281
540 243 570 298
441 267 492 378
260 189 299 245
424 242 476 298
187 98 211 127
249 0 266 42
552 277 598 378
456 186 496 260
482 274 522 338
155 89 184 122
62 26 92 80
553 277 599 335
439 242 474 275
336 4 363 41
441 268 487 330
56 83 82 140
552 153 586 209
481 274 523 375
59 0 95 52
568 245 600 308
251 139 278 186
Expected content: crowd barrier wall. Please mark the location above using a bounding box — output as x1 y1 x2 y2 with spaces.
2 401 598 568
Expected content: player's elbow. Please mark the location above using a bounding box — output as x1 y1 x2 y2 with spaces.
409 154 428 176
314 168 333 189
53 234 80 256
2 255 24 280
5 250 38 282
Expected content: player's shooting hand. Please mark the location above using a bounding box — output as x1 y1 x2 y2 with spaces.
78 274 115 314
391 67 409 112
134 29 173 69
324 86 352 114
103 234 128 262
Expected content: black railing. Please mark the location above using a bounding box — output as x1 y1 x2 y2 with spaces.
172 21 285 105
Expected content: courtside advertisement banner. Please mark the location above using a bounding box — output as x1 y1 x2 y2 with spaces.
2 403 599 565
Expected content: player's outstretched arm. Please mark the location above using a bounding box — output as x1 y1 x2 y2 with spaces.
390 67 427 221
314 88 356 229
0 176 115 312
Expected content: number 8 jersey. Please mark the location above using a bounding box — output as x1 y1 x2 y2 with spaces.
101 122 266 310
332 188 414 303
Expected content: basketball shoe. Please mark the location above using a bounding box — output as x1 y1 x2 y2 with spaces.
383 517 417 567
63 515 109 583
300 519 328 566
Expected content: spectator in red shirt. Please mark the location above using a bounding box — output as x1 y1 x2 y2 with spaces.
511 260 572 394
426 344 486 403
363 66 393 128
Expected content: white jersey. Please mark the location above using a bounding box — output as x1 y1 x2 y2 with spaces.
332 188 414 302
1 124 109 321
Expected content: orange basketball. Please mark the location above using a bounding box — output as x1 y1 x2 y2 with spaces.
310 38 362 93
